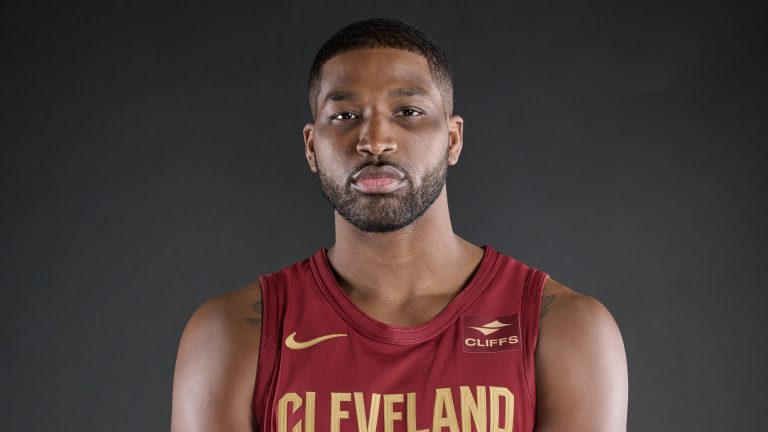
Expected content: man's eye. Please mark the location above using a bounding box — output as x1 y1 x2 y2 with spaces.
398 108 423 117
331 112 359 121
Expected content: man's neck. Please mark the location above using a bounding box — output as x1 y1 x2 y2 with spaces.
326 192 484 309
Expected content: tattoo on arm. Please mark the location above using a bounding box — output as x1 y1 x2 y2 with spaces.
540 294 556 319
245 300 262 326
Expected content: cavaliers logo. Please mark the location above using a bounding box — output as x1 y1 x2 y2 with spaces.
462 314 522 353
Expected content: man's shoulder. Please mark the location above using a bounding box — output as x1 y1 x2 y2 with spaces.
175 280 264 373
539 277 614 324
536 276 625 375
171 280 264 430
184 280 264 338
533 280 628 430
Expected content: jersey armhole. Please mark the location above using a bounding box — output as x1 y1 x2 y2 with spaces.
251 272 283 430
520 268 549 414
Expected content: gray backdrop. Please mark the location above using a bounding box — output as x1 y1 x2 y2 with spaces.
2 0 766 431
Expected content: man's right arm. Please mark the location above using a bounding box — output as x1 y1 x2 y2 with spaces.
171 281 263 432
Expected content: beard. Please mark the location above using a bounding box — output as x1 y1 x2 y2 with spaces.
316 148 449 233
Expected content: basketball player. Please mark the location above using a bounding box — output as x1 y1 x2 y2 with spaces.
171 19 628 432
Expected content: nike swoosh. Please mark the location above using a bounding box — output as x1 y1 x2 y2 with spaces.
285 331 347 349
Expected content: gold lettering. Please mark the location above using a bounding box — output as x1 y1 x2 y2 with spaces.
305 392 316 432
277 392 302 432
489 387 514 432
354 392 381 432
466 336 520 348
432 388 459 432
407 392 429 432
460 386 487 432
331 392 351 432
384 393 404 432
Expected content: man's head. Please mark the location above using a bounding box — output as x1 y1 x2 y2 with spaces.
303 19 464 233
308 18 454 119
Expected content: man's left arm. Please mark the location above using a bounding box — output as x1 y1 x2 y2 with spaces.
534 278 628 432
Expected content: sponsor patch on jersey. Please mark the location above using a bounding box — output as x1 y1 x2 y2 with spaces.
461 314 522 353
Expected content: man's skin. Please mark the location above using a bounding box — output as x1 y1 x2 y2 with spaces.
171 48 628 431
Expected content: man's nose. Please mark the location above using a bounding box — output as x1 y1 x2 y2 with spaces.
356 114 397 156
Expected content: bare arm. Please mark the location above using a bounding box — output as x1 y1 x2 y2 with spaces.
534 278 628 431
171 281 263 432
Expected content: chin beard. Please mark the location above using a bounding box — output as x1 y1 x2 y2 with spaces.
316 154 448 233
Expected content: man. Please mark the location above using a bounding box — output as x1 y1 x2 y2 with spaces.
171 18 627 432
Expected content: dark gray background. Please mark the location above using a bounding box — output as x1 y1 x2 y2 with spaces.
2 0 766 430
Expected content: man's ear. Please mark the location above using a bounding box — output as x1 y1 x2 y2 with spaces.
303 123 317 173
447 115 464 166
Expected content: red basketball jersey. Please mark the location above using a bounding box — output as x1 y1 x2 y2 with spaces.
252 245 549 432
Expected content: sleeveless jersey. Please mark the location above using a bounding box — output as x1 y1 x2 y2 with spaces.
252 245 549 432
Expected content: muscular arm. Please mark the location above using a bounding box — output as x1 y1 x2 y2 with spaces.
171 281 263 432
534 278 628 431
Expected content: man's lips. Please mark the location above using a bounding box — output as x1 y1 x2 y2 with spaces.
351 165 406 194
352 165 405 181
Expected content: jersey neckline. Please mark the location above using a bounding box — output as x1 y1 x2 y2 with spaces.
309 244 502 345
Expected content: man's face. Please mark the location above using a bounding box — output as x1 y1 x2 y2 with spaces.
304 48 463 233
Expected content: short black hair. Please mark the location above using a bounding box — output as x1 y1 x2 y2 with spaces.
308 18 454 118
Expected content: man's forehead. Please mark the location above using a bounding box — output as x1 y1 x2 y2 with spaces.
316 48 439 103
322 47 431 70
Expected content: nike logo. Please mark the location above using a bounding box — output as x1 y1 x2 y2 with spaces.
285 331 347 349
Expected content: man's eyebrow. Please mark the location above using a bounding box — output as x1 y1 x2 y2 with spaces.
321 87 429 106
388 87 428 99
325 91 359 104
